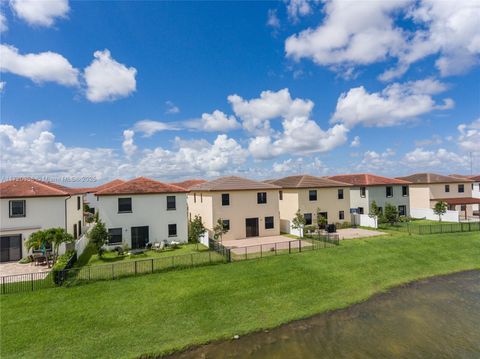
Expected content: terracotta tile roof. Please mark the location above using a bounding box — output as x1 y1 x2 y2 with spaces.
95 177 188 196
450 174 480 182
396 173 472 184
431 197 480 205
269 175 351 188
170 179 207 190
470 175 480 182
328 174 410 186
0 178 82 198
76 179 126 193
190 176 280 191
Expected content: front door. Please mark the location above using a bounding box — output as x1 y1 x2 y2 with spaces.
0 235 22 262
245 218 259 238
131 226 149 249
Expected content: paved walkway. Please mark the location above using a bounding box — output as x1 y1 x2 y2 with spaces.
0 261 51 277
336 228 386 240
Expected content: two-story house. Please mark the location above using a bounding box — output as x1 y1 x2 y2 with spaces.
328 173 411 217
0 178 84 262
267 175 352 235
188 176 281 240
396 173 479 220
95 177 188 248
80 179 125 214
450 174 480 215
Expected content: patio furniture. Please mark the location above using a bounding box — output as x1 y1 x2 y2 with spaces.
153 242 165 251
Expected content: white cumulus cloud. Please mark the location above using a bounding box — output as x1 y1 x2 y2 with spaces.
0 44 79 86
457 118 480 154
122 129 137 157
0 12 8 32
84 49 137 103
10 0 69 27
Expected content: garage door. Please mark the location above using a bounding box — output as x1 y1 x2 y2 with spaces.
0 235 22 262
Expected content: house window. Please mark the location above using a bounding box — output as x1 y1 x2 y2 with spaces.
458 184 464 193
402 186 408 197
398 205 406 216
257 192 267 204
9 200 26 217
386 186 393 198
339 211 345 220
194 193 196 203
304 213 312 225
265 216 274 229
222 219 230 231
358 207 364 214
118 198 132 213
78 220 82 236
221 193 230 206
168 224 177 237
279 191 283 200
77 196 81 210
200 193 203 203
108 228 122 244
445 185 450 193
167 196 176 210
309 190 317 201
378 207 383 214
360 187 366 198
73 224 77 239
338 189 344 199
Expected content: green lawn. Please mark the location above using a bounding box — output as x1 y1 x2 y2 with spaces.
1 231 479 359
86 243 209 266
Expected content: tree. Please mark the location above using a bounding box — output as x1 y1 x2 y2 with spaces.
26 228 73 266
433 201 448 222
88 219 108 254
369 201 382 228
384 203 399 225
291 210 306 237
213 218 229 244
188 215 206 249
26 230 50 267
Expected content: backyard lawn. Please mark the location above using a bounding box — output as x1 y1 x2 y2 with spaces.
86 243 210 266
1 230 479 359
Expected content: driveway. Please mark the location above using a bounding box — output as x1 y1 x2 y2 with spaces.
336 228 386 240
222 235 312 257
0 261 51 277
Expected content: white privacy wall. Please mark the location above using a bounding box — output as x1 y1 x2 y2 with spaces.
351 214 378 228
410 208 459 222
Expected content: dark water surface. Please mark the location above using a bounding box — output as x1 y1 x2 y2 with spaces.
167 270 480 359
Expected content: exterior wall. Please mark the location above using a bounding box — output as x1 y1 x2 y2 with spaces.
97 193 188 247
349 185 410 215
0 196 67 259
429 183 472 200
409 185 430 209
84 192 98 213
278 190 299 233
66 194 84 238
189 189 280 240
297 187 351 223
472 182 480 212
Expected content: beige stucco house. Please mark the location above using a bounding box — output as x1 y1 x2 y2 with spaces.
0 178 84 262
188 176 281 240
396 173 479 220
267 175 351 235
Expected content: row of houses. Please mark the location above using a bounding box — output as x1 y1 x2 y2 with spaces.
1 172 479 262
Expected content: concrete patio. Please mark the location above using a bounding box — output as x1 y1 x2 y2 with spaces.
222 235 313 256
0 261 51 277
336 228 386 240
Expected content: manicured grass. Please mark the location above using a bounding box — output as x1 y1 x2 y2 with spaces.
1 231 479 359
86 243 209 266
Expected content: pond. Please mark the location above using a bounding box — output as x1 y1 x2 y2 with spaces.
167 270 480 358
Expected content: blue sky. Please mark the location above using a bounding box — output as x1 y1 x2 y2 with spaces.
1 0 479 184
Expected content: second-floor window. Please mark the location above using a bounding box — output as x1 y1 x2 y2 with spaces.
338 189 344 199
386 186 393 198
221 193 230 206
9 200 26 217
309 190 317 201
257 192 267 204
458 184 464 193
279 191 283 200
118 198 132 213
445 184 450 192
77 196 81 210
402 186 408 196
360 187 366 198
167 196 176 210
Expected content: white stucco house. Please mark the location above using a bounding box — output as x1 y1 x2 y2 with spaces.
328 174 412 222
95 177 189 248
0 178 84 262
79 179 125 215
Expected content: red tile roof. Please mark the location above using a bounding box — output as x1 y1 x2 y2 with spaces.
431 197 480 205
95 177 188 196
269 175 351 188
0 178 82 198
396 173 471 184
328 174 410 186
190 176 280 191
170 179 207 190
76 179 126 193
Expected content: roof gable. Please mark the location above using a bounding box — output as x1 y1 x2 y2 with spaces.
396 173 471 184
269 175 351 188
190 176 280 191
95 177 188 195
0 178 80 198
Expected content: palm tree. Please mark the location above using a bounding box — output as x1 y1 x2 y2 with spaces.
47 228 74 264
26 230 51 267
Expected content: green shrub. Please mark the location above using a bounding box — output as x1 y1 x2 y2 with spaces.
18 256 32 264
304 225 317 233
52 250 76 271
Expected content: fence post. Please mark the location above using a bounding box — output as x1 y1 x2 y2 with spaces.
209 251 211 263
275 242 277 255
88 266 91 281
191 254 194 267
245 247 247 260
112 264 114 280
135 261 137 275
31 273 34 291
2 276 4 294
260 245 263 258
289 241 291 254
299 239 301 252
151 259 154 273
228 249 232 263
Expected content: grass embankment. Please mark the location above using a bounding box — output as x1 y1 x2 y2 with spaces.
1 231 479 359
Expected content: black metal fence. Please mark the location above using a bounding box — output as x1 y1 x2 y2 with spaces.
380 221 480 235
0 271 55 295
